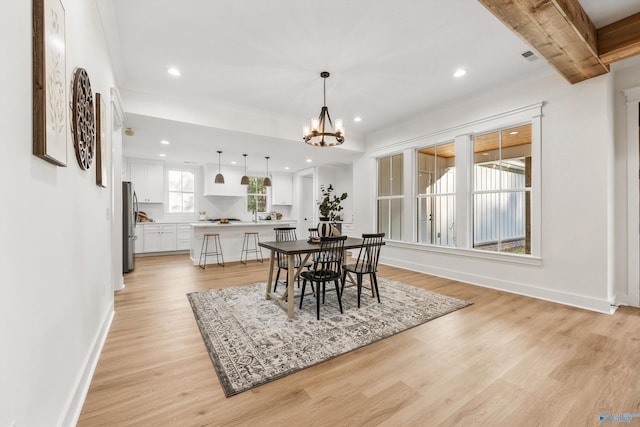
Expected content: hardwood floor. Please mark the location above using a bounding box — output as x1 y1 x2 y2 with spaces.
78 254 640 426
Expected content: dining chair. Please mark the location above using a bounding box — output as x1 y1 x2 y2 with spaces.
299 235 347 320
341 233 385 308
273 227 311 292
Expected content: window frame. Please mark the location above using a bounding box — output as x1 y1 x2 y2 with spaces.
165 167 197 214
416 141 456 247
376 153 404 241
371 102 542 263
246 176 268 213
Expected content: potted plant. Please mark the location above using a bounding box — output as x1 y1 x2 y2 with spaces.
318 184 347 236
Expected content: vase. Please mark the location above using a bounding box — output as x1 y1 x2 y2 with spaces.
317 218 333 237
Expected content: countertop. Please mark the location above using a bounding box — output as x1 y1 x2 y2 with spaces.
190 220 296 227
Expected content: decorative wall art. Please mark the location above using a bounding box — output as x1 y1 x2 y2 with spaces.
95 93 108 187
71 67 95 170
32 0 68 166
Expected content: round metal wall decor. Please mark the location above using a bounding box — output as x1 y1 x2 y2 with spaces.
71 67 96 170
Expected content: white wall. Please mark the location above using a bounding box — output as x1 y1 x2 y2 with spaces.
0 1 118 426
357 72 618 313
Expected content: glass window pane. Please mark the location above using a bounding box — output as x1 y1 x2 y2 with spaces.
435 142 455 194
391 155 403 196
169 192 182 213
182 171 195 192
256 195 267 212
474 193 499 251
498 191 529 254
378 157 391 196
182 193 195 213
390 198 402 240
168 170 181 191
377 199 390 236
474 131 500 191
418 151 434 195
501 125 531 190
433 195 456 247
417 197 432 244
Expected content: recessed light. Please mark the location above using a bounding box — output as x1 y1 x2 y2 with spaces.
509 131 519 135
167 67 181 77
231 161 237 165
159 153 166 157
453 68 466 78
306 159 312 163
160 140 170 145
284 166 290 170
353 116 362 122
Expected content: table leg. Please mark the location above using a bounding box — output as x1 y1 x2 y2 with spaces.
265 249 275 300
287 253 295 318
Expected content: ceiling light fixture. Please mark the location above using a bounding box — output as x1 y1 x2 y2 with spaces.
160 140 170 145
263 156 272 187
306 159 312 163
167 67 181 77
215 151 225 184
453 68 467 78
353 116 362 122
240 154 249 185
159 153 166 157
303 71 344 147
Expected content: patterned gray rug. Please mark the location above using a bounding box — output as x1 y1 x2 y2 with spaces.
187 277 471 397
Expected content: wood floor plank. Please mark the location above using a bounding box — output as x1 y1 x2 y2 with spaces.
77 254 640 426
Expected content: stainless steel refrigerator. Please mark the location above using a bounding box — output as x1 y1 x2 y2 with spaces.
122 181 138 273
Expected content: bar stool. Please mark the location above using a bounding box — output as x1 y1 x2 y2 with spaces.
199 232 224 268
240 231 263 264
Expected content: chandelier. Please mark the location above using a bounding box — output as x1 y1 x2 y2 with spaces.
303 71 344 147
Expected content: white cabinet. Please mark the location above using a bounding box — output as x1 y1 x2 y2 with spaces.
341 222 355 237
134 224 144 253
176 224 191 250
203 164 246 197
143 224 177 252
271 172 293 205
130 161 164 203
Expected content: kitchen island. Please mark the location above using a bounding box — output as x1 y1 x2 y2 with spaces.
190 220 298 265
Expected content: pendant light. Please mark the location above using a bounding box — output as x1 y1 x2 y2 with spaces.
240 154 249 185
263 156 272 187
215 151 225 184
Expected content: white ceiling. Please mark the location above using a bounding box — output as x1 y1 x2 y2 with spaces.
100 0 640 171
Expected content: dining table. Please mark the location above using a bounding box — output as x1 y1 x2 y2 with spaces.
259 237 369 318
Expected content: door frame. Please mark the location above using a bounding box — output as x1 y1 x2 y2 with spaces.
624 86 640 307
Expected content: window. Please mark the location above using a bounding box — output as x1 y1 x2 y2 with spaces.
417 141 455 246
473 124 531 254
168 169 195 213
377 154 403 240
247 177 267 212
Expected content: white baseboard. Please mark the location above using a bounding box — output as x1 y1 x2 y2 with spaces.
381 256 616 315
58 304 114 427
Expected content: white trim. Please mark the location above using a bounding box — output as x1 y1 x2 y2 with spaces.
379 257 615 314
624 86 640 307
385 240 542 265
58 306 114 427
369 102 544 157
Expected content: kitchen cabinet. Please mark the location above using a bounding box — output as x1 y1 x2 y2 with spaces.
130 161 164 203
271 172 293 205
134 224 144 253
176 224 191 250
203 164 246 197
143 224 177 252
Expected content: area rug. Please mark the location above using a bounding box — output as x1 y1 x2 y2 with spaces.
187 277 471 397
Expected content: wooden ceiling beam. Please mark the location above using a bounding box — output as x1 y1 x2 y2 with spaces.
477 0 609 84
598 12 640 65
